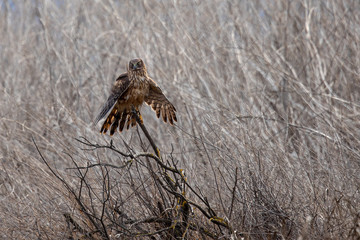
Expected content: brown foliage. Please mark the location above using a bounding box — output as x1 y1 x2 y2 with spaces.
0 0 359 239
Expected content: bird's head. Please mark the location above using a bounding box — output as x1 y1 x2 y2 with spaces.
129 58 145 71
128 58 148 79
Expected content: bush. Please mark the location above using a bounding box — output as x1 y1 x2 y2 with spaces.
0 0 359 239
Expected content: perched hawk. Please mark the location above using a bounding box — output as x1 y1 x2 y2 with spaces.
94 58 177 135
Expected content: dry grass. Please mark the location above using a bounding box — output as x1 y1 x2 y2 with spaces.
1 0 360 239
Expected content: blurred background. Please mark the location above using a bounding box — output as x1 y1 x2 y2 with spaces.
0 0 359 239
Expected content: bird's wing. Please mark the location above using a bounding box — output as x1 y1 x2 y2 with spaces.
94 73 130 125
145 79 177 124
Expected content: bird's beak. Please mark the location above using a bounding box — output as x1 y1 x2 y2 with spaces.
132 63 138 70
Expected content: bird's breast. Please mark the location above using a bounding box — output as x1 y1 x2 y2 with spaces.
125 79 149 105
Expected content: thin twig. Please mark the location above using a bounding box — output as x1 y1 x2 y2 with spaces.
131 107 161 158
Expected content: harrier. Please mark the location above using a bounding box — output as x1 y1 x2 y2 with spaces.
94 58 177 135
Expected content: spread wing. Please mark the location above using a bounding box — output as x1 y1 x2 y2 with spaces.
94 73 129 125
145 79 177 125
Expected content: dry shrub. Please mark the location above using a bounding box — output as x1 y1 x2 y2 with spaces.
0 0 359 239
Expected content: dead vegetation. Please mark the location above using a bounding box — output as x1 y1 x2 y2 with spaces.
0 0 359 239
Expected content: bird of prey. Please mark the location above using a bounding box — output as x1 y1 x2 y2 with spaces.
94 58 177 135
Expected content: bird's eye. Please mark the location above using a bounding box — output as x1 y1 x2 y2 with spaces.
137 61 142 66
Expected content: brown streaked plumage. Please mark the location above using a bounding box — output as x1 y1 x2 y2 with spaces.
94 58 177 135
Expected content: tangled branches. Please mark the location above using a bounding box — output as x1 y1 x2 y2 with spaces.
33 110 235 239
